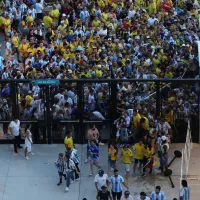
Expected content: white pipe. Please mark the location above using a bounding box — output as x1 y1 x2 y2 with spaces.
197 41 200 143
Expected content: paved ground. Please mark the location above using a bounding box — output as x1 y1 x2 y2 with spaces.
0 143 199 200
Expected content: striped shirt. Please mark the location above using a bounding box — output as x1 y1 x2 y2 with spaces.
150 191 166 200
54 158 64 173
179 186 190 200
109 175 124 193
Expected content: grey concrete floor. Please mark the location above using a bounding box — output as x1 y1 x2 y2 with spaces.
0 143 199 200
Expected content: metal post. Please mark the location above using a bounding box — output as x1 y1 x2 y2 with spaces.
156 81 161 118
46 85 51 144
77 82 83 144
11 82 19 118
111 80 117 138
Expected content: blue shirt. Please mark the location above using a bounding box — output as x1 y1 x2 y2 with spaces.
89 145 99 159
109 175 124 193
150 191 166 200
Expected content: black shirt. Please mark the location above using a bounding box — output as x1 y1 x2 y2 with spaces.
97 191 111 200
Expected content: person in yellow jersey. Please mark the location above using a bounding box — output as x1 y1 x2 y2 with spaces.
108 143 118 176
25 91 34 106
133 139 145 175
3 13 11 34
121 144 133 181
49 5 60 27
131 109 141 132
12 31 20 61
141 143 155 177
61 14 69 26
26 11 34 28
43 15 53 29
64 130 74 157
18 38 29 62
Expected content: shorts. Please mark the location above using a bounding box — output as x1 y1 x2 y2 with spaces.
134 158 143 164
124 163 130 172
160 154 168 166
89 157 99 165
109 160 116 168
112 191 122 200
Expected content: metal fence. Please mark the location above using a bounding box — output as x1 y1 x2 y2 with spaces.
0 78 199 144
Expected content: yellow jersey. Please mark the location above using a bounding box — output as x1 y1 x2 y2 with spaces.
121 148 133 164
43 16 53 28
133 143 145 160
12 36 19 48
108 148 118 160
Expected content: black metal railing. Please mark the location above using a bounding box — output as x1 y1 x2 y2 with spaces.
0 78 198 144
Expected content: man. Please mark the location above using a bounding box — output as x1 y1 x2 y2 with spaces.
179 180 190 200
109 169 129 200
64 130 74 157
94 170 109 193
120 191 133 200
8 118 22 153
97 186 112 200
121 144 133 181
150 186 166 200
156 118 172 139
159 136 169 174
85 124 100 164
137 192 150 200
133 139 145 175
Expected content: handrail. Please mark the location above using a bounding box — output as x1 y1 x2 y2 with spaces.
144 71 187 100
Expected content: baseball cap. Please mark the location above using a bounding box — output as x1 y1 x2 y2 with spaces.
99 169 104 175
161 136 167 141
124 191 130 195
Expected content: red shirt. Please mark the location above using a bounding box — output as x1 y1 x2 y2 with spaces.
161 2 171 12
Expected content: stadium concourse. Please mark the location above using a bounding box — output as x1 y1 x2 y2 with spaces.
0 143 199 200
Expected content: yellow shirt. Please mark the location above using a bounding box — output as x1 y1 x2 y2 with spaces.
144 147 154 158
133 113 141 128
133 143 145 160
121 148 133 164
37 46 46 55
25 95 33 106
64 136 73 151
49 9 60 22
12 36 19 48
93 20 101 28
43 16 53 29
142 117 150 131
26 15 33 28
19 43 29 57
3 18 11 31
108 148 118 160
27 47 36 56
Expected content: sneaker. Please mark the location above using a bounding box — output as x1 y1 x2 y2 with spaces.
65 187 69 192
99 142 105 146
71 180 74 184
84 159 88 164
141 173 146 177
30 152 35 155
57 182 62 186
75 178 80 181
89 173 93 176
25 156 29 160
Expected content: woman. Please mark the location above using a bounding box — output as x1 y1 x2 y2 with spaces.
108 143 118 176
24 124 34 160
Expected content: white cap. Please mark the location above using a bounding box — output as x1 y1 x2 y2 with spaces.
68 69 72 73
62 14 66 16
182 44 185 47
61 20 64 23
161 136 167 141
97 65 101 69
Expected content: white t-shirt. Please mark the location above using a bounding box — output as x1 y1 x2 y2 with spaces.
136 197 150 200
35 3 43 13
120 195 134 200
147 18 158 26
9 120 20 136
94 174 109 190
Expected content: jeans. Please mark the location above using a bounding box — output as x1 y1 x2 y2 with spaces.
66 171 74 187
14 135 21 150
